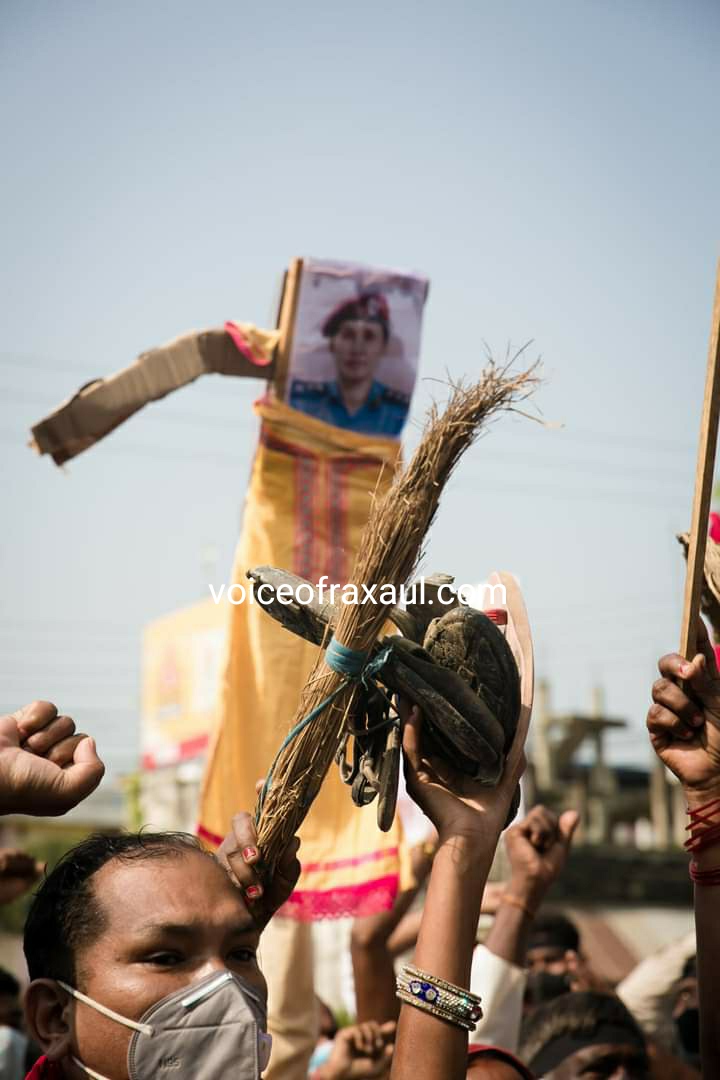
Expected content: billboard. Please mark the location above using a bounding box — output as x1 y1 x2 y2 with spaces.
141 598 228 769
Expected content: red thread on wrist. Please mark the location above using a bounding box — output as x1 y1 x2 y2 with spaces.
501 892 537 919
685 798 720 853
689 859 720 886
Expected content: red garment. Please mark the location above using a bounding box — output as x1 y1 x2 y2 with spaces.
708 513 720 668
468 1042 535 1078
26 1056 64 1079
709 511 720 544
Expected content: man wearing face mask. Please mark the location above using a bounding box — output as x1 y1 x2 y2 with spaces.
21 814 300 1079
523 914 601 1007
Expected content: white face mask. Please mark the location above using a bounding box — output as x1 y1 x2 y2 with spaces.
59 970 272 1079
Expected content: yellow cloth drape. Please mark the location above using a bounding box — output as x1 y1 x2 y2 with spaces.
198 393 407 917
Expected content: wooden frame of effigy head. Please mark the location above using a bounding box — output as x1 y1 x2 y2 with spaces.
285 257 430 438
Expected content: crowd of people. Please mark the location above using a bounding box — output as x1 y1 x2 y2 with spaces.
0 617 718 1079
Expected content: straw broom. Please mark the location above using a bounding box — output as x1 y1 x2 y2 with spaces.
255 360 540 872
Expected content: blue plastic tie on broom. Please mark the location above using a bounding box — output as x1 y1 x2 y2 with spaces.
256 636 394 819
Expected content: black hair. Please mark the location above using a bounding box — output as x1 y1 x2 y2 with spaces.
0 968 20 997
681 954 697 980
23 831 208 983
315 996 338 1040
520 990 646 1070
526 911 580 954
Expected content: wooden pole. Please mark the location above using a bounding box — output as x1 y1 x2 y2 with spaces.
272 257 304 401
680 260 720 659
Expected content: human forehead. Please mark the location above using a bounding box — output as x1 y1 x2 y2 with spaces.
86 848 251 937
527 944 567 961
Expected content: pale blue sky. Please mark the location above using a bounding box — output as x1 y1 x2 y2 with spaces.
1 0 719 777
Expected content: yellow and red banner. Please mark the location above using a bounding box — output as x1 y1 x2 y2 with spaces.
141 598 227 770
198 392 408 918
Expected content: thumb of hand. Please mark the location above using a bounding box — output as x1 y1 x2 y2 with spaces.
0 715 20 749
55 736 105 810
686 652 720 715
559 809 580 847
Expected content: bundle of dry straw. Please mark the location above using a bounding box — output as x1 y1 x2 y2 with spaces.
255 360 539 871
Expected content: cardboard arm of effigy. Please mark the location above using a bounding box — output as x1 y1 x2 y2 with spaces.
28 324 280 466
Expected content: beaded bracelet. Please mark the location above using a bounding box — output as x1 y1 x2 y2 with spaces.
395 964 483 1031
396 987 476 1031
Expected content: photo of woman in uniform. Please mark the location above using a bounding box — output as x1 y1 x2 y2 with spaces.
285 258 428 438
289 292 410 436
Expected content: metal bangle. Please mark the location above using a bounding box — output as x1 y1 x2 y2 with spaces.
396 965 483 1028
401 965 482 1016
396 988 476 1031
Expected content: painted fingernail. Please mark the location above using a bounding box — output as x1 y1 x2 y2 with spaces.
242 847 258 861
679 662 690 676
246 884 263 900
692 713 705 726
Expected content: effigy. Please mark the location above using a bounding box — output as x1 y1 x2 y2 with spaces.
29 255 434 917
29 257 539 1078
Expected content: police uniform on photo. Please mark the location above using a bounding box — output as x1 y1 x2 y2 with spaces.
289 291 410 436
289 378 410 436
